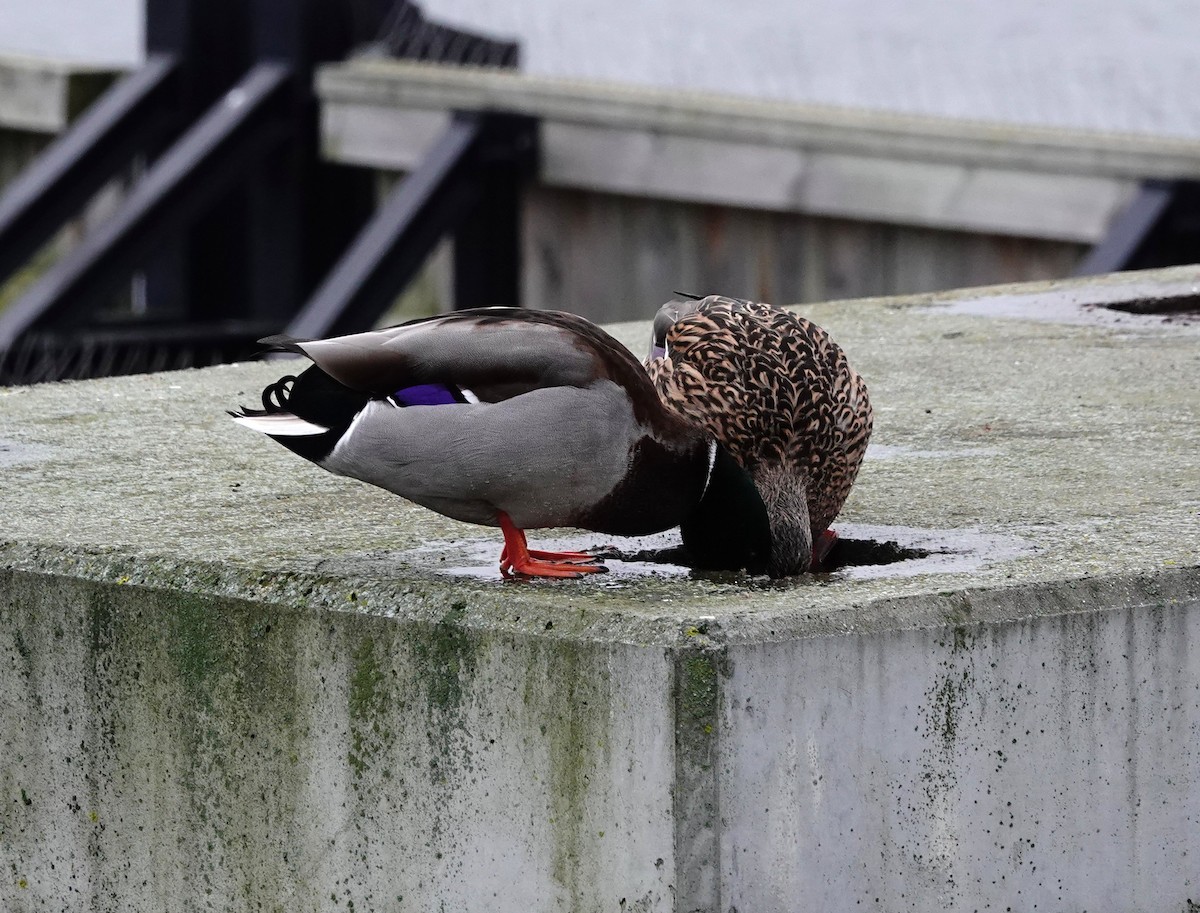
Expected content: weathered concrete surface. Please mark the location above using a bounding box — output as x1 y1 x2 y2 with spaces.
0 55 121 134
1 266 1198 912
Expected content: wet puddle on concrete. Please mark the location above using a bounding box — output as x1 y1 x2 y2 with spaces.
410 523 1035 586
0 439 57 468
826 524 1035 580
925 287 1200 332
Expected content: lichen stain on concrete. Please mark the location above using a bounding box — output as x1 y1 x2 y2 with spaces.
11 626 31 663
337 599 489 905
929 625 977 756
79 584 312 910
10 626 34 690
545 642 589 900
165 592 228 706
680 655 718 740
413 601 476 719
540 640 613 905
908 620 985 891
676 626 729 757
347 633 394 780
88 587 116 660
407 600 482 791
670 628 729 912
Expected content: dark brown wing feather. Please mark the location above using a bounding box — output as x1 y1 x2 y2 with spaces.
646 296 872 536
266 309 645 401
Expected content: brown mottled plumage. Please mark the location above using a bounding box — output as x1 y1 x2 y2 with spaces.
646 294 873 576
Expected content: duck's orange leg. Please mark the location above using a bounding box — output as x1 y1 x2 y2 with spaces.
497 512 606 579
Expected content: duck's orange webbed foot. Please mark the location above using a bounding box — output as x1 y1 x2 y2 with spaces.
497 512 606 579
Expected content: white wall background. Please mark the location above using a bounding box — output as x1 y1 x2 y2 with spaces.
1 0 1199 138
0 0 143 65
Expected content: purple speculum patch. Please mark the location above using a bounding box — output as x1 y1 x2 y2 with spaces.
393 383 459 406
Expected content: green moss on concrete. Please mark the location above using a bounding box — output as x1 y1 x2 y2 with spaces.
412 602 482 792
679 654 718 737
515 636 625 903
543 640 601 901
412 601 476 716
674 622 730 762
348 634 393 779
166 593 227 706
671 635 728 906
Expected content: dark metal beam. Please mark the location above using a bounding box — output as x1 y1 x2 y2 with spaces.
0 63 295 352
287 112 538 338
453 115 537 310
0 54 179 286
1075 180 1177 276
286 114 488 339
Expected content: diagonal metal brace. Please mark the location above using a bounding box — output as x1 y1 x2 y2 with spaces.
0 62 295 352
286 111 536 339
0 54 180 287
1075 180 1178 276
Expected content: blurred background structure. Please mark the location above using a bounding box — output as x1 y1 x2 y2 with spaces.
2 0 1199 382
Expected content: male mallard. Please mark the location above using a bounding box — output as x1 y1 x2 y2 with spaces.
646 294 873 576
230 307 770 579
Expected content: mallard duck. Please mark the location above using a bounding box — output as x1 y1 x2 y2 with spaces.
230 307 773 579
646 294 873 576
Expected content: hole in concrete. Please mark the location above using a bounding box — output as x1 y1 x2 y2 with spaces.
1101 294 1200 315
1092 294 1200 324
822 537 932 570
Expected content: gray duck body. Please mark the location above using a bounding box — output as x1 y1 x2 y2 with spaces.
231 308 717 551
323 382 665 532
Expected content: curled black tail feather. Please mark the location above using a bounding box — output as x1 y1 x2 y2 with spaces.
262 375 298 413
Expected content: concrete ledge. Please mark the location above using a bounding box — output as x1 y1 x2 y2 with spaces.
2 266 1199 911
0 55 123 134
316 60 1200 242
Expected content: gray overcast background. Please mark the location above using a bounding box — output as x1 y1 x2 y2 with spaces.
2 0 1199 138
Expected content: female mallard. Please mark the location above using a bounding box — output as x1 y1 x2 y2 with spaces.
230 307 769 579
646 294 873 576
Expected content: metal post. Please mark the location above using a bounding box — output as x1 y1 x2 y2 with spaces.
452 115 538 310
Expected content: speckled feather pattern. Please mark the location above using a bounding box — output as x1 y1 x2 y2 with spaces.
646 295 873 538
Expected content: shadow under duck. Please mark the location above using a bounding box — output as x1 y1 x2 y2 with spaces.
646 294 873 576
230 307 778 579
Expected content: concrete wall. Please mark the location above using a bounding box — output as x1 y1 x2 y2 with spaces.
3 569 680 912
719 577 1200 912
310 60 1200 317
5 565 1198 912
